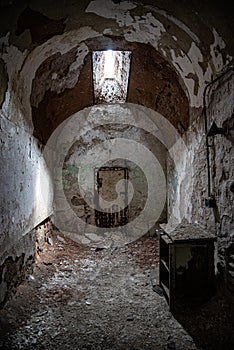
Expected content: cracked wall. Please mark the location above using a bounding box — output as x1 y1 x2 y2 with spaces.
167 71 234 284
30 39 189 144
0 0 234 303
62 120 167 234
0 111 53 303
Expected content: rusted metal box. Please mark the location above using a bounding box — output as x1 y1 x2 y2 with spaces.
159 224 216 310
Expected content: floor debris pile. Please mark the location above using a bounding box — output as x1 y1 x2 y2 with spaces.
0 231 232 349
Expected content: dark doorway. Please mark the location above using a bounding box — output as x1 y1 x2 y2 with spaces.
95 167 128 227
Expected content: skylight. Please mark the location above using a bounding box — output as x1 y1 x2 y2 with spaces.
92 50 131 104
104 50 115 79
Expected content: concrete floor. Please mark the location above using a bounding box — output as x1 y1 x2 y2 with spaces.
1 231 234 350
0 232 199 350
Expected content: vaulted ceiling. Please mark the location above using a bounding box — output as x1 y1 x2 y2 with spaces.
0 0 233 144
31 39 189 143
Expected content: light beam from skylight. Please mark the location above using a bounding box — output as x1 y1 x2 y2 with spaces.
104 50 115 79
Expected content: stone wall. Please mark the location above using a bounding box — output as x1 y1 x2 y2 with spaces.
63 122 167 229
48 104 168 247
204 71 234 288
167 70 234 287
0 110 53 305
0 218 53 307
0 115 53 245
0 0 234 300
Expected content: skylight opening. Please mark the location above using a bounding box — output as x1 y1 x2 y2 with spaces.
104 50 115 79
92 50 131 104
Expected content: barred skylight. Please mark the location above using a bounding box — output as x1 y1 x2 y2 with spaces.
92 50 131 104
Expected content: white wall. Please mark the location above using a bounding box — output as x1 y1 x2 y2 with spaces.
0 112 53 263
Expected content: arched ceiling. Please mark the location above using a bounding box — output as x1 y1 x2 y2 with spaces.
31 39 189 144
0 0 233 144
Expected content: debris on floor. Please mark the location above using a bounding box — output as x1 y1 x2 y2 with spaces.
0 231 233 350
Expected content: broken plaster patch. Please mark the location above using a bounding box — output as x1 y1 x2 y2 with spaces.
86 0 137 27
86 0 166 43
1 38 25 83
145 5 200 44
210 28 231 72
124 13 166 44
49 42 89 96
170 42 212 108
13 27 100 119
132 12 165 38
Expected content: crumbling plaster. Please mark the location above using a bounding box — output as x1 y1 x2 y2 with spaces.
0 113 53 261
62 122 167 230
30 39 189 144
0 1 233 226
1 0 233 131
0 0 233 299
0 109 53 303
42 103 187 246
166 71 234 278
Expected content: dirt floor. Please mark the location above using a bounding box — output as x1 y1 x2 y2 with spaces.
0 231 233 350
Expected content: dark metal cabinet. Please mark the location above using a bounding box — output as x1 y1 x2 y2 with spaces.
159 224 216 311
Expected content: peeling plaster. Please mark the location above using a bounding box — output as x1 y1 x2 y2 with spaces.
170 43 213 108
210 28 230 72
1 1 232 122
69 43 89 73
86 1 166 42
127 12 166 42
0 1 232 123
5 27 100 124
146 6 200 44
0 112 53 258
1 37 25 83
84 1 230 108
0 33 28 126
86 0 137 27
32 42 89 107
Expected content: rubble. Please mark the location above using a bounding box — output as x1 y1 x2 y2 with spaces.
0 232 233 349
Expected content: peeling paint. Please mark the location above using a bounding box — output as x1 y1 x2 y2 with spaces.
5 27 100 122
210 28 228 72
147 6 200 44
0 0 233 308
170 42 213 108
86 0 137 27
0 113 53 254
129 12 166 41
1 2 232 123
31 42 89 108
